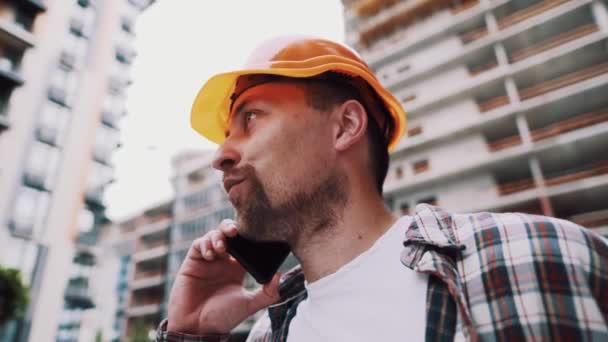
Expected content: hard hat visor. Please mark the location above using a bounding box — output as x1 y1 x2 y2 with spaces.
191 45 407 151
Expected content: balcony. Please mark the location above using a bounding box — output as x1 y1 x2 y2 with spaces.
450 0 479 15
131 270 166 290
459 26 488 45
497 0 568 30
127 298 162 317
570 209 608 229
544 160 608 187
18 0 47 13
359 0 455 46
85 187 105 209
0 17 35 49
134 241 169 262
0 56 23 87
518 62 608 101
48 86 69 107
64 278 95 310
531 108 608 142
22 168 50 192
59 51 76 70
36 124 60 146
509 24 599 63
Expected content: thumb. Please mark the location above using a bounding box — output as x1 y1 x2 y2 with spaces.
247 273 281 313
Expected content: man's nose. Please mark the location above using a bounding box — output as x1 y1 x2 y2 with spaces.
212 141 241 172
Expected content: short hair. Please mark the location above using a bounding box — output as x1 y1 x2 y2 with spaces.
232 72 393 195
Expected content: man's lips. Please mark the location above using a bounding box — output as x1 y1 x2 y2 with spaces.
223 177 245 194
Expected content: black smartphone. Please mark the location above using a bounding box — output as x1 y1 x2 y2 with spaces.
225 234 291 284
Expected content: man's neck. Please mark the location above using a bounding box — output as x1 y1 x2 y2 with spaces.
291 189 398 283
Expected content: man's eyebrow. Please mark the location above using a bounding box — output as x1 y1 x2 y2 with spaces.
231 99 251 122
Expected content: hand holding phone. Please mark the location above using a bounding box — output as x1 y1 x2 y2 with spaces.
225 233 291 284
167 220 282 335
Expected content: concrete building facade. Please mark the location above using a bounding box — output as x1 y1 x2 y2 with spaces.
342 0 608 237
0 0 153 341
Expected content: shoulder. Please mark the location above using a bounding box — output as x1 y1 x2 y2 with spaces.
410 203 607 264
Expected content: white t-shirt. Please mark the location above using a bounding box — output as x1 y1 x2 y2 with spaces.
286 216 429 342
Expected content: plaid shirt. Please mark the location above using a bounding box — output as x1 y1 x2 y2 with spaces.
157 204 608 341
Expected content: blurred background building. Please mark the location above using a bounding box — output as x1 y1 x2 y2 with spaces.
93 199 173 342
343 0 608 238
0 0 153 341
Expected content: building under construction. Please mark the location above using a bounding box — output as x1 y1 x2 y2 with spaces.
342 0 608 237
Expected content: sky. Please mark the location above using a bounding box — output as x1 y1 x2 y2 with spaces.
105 1 346 220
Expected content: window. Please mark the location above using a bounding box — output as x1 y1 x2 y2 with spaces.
94 125 120 164
78 210 95 233
396 64 410 73
14 7 34 31
401 94 417 104
87 161 114 190
49 68 78 106
395 166 404 179
121 17 134 34
412 159 429 174
407 126 423 137
24 141 61 190
0 236 40 285
12 186 50 237
417 196 437 206
37 101 70 146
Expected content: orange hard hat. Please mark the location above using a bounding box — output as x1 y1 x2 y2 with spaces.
190 35 407 151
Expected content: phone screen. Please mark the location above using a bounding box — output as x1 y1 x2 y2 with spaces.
225 234 291 284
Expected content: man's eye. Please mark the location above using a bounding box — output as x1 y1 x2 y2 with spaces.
245 111 257 123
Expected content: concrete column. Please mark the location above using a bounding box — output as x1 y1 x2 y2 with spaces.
591 0 608 33
529 157 554 216
516 114 532 146
505 77 520 104
494 43 509 66
485 12 499 33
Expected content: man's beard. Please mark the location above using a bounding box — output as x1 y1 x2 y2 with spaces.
231 165 348 244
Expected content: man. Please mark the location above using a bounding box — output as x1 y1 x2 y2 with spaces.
156 36 608 341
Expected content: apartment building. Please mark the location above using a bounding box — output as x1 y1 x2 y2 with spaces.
0 0 154 341
343 0 608 237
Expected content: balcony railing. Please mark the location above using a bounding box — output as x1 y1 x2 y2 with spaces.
487 135 523 152
137 238 169 253
64 284 95 310
497 0 568 30
477 95 510 113
510 24 599 63
359 0 455 46
133 270 165 281
451 0 479 15
488 108 608 152
531 108 608 142
571 209 608 228
519 62 608 101
469 61 498 76
544 160 608 187
459 27 488 44
498 178 536 196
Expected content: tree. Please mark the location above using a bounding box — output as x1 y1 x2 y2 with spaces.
0 267 29 325
95 329 103 342
129 318 149 342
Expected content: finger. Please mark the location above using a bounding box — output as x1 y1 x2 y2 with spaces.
219 219 238 237
247 272 281 314
199 235 215 261
210 230 227 255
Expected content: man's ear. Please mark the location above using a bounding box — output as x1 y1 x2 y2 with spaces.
334 100 368 152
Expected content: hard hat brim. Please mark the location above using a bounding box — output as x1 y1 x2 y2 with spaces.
191 60 406 151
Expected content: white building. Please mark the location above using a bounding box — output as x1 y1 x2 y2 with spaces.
343 0 608 237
